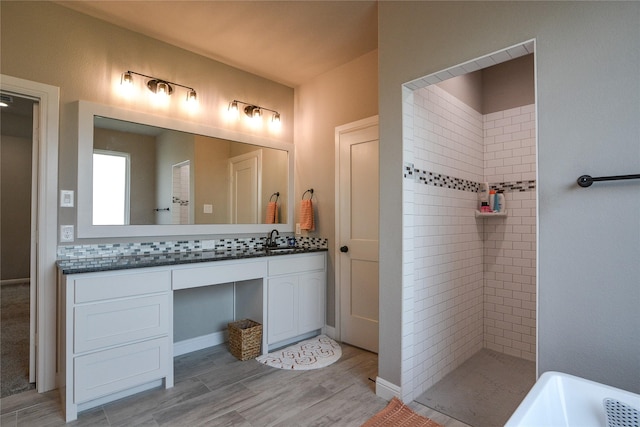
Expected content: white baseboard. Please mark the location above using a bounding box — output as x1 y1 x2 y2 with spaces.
173 331 227 357
1 278 30 286
323 325 336 340
376 376 401 401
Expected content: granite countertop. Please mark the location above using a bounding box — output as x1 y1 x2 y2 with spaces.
57 246 328 275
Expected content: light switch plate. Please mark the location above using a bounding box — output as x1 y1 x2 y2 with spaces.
203 204 213 214
296 223 301 235
60 225 74 242
60 190 74 207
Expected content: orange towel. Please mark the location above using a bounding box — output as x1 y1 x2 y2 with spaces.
266 201 278 224
300 199 314 231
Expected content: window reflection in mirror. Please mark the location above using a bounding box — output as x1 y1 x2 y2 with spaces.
92 150 130 225
92 116 288 226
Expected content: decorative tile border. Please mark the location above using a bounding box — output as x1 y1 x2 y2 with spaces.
490 181 536 193
415 168 480 192
403 163 536 193
57 236 328 260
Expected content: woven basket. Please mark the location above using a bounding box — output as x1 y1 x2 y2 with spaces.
228 319 262 361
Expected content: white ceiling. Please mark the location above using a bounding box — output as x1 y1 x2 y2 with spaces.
56 0 378 88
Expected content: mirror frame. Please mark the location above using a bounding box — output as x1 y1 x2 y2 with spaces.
76 100 294 238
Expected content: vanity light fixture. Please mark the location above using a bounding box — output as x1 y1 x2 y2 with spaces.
0 94 13 108
121 70 197 104
228 99 280 123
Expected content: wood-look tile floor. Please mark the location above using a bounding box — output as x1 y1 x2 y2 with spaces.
0 342 470 426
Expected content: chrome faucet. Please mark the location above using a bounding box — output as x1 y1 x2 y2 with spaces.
266 229 279 248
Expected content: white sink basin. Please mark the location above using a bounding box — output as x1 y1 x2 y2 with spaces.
506 371 640 427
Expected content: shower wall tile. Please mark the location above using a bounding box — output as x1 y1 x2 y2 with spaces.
483 184 537 361
482 105 537 361
413 85 484 183
401 89 417 402
408 86 485 396
483 105 536 184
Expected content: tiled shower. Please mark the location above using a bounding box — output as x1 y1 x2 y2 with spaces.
402 82 537 400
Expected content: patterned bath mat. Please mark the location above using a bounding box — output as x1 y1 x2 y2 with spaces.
361 397 443 427
256 334 341 370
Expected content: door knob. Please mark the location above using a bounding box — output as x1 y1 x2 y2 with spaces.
340 246 349 253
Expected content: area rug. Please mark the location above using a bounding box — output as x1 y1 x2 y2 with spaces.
256 334 341 370
361 397 443 427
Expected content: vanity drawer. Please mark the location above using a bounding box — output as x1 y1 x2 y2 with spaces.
268 253 325 276
73 269 171 303
172 260 267 289
74 337 170 403
74 294 170 353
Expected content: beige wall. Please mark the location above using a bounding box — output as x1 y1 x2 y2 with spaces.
437 54 534 114
379 1 640 394
482 54 534 114
0 132 32 280
0 1 294 243
295 49 378 327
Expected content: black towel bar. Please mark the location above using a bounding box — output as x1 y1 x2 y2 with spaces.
577 174 640 188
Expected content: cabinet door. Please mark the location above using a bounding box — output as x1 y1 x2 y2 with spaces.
267 276 298 343
298 271 325 334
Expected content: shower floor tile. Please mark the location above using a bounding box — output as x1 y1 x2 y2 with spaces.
415 348 535 427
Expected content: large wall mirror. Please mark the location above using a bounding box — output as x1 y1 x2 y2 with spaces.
76 101 294 238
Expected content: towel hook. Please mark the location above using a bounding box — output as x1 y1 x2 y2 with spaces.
302 188 314 200
269 192 280 202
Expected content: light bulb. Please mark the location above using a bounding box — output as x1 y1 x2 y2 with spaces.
156 82 169 96
121 72 133 87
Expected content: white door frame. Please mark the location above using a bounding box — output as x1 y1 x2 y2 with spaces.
1 75 59 392
334 115 379 342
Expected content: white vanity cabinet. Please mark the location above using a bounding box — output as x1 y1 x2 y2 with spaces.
58 249 327 422
267 253 326 344
59 267 173 422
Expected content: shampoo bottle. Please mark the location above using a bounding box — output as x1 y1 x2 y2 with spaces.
478 182 489 209
497 192 506 213
489 190 496 211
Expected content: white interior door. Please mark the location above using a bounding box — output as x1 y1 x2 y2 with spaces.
229 150 262 224
337 117 379 353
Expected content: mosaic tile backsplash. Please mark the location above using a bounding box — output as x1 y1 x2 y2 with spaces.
57 236 328 260
404 162 536 194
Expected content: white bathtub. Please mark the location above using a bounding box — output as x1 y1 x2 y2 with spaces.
505 371 640 427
